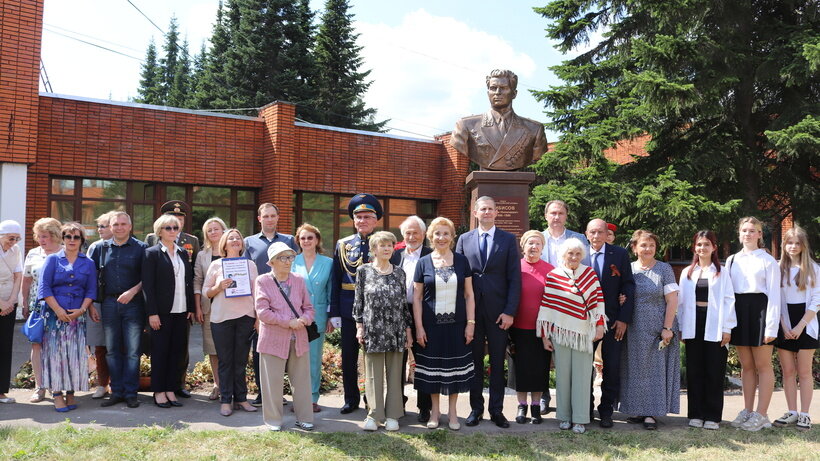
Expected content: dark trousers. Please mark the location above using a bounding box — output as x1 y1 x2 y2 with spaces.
175 320 190 390
0 304 16 394
211 315 255 404
341 316 361 406
251 331 261 397
150 313 188 392
591 328 623 418
403 303 431 411
470 308 508 415
686 308 728 423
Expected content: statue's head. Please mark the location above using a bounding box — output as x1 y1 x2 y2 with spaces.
485 69 518 111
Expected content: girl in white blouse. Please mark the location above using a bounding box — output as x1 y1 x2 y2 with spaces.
726 216 781 431
677 230 736 430
772 226 818 431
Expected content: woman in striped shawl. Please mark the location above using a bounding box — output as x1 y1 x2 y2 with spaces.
537 237 606 434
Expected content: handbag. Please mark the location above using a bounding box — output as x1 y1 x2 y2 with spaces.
273 276 320 342
22 308 44 343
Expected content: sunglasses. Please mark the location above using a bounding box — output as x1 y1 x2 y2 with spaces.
62 234 82 241
299 235 315 241
162 226 180 232
97 224 109 229
4 236 21 242
275 255 296 263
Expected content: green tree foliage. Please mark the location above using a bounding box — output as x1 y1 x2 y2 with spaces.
532 0 819 250
192 1 235 109
136 17 194 107
135 39 162 105
313 0 386 131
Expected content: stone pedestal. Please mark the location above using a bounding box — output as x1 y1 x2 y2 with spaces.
465 171 535 238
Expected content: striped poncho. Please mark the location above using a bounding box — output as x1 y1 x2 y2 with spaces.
536 264 606 353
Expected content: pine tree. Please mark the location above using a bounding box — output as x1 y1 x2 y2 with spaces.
135 39 163 105
168 38 192 107
159 17 182 104
313 0 385 131
531 0 819 248
192 0 235 109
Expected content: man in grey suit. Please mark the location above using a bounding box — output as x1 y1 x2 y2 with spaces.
456 196 521 428
450 69 548 171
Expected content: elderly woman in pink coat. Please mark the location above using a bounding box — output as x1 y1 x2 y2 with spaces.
255 241 316 432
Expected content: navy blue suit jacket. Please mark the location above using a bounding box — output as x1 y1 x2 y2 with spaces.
455 227 521 318
591 243 635 325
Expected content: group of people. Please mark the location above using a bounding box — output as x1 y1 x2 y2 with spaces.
0 193 816 435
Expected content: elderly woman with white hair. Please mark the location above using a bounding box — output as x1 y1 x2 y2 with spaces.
537 237 606 434
0 220 23 405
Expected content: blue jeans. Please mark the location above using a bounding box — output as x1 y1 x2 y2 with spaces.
102 297 145 398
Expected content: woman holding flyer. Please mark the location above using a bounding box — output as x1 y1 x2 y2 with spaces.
204 228 258 417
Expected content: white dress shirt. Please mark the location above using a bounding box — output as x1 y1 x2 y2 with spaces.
161 243 187 314
541 228 568 266
677 264 737 342
728 248 781 338
401 246 422 304
780 262 820 340
477 226 496 264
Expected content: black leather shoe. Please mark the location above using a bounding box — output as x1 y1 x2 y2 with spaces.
101 396 125 407
126 396 140 408
465 410 482 426
599 415 614 428
174 389 192 398
515 404 528 424
250 396 262 407
490 413 510 428
417 408 431 423
168 399 183 407
153 397 171 409
340 403 359 414
530 405 543 424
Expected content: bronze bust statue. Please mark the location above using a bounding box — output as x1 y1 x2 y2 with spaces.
450 69 548 171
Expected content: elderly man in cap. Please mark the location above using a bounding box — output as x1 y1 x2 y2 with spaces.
144 200 201 398
329 193 382 414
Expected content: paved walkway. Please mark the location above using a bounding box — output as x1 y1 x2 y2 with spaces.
2 322 817 433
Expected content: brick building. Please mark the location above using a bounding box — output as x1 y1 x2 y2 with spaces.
1 0 470 250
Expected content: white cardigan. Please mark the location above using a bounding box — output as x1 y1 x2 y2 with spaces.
780 261 820 340
677 264 736 342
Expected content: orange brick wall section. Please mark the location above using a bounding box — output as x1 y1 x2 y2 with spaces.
437 132 471 227
0 0 43 164
603 134 651 164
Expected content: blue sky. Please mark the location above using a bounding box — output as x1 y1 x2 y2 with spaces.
41 1 587 140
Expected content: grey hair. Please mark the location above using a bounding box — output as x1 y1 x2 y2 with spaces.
399 215 426 234
557 237 587 262
474 196 496 210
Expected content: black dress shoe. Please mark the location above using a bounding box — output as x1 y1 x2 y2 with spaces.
465 410 482 426
126 396 140 408
515 404 528 424
530 405 543 424
250 395 263 407
101 396 125 407
340 403 359 414
153 397 171 409
490 413 510 428
417 408 431 423
174 389 192 398
168 399 183 407
599 415 614 428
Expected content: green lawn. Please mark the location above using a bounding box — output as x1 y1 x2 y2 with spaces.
1 423 818 460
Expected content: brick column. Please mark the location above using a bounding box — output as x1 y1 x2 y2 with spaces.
259 101 297 232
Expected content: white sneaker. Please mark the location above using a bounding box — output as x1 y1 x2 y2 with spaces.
363 417 378 431
773 411 798 427
384 418 399 432
730 409 751 428
688 418 704 428
92 386 108 399
571 424 586 434
703 421 720 430
740 412 772 432
267 425 281 432
796 414 811 431
295 421 314 431
559 420 571 430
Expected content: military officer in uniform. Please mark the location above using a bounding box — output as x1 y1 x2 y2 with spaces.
144 200 201 398
329 193 382 414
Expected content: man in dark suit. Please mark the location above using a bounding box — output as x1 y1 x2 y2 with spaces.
389 216 433 422
586 218 635 428
144 200 200 398
456 196 521 428
450 69 547 171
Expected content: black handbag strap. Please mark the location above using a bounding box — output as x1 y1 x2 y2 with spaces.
272 276 300 319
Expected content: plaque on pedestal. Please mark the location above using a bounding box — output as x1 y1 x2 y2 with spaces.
465 171 535 238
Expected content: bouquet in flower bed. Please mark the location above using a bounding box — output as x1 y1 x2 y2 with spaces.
13 361 35 388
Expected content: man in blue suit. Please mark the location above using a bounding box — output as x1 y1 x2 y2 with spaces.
586 218 635 428
456 196 521 428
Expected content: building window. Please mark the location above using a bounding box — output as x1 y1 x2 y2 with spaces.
48 176 257 243
292 191 436 246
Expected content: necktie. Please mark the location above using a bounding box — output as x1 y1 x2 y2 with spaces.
593 252 602 279
480 233 488 267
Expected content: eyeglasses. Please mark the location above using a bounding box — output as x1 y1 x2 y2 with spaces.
354 215 377 221
62 234 82 241
299 235 315 241
3 236 21 242
275 255 296 263
97 224 109 229
162 226 180 232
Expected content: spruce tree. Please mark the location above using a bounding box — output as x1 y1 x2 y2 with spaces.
192 0 236 109
135 39 162 105
159 17 182 104
313 0 385 131
168 38 192 107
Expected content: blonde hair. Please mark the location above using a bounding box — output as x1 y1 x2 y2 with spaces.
216 229 244 258
738 216 766 250
368 231 397 253
201 217 228 250
153 214 181 238
32 217 62 243
96 211 115 225
780 225 816 291
425 217 456 249
520 230 545 250
295 222 325 255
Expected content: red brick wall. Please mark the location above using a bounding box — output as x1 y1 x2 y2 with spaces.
437 133 470 228
0 0 43 164
603 134 651 164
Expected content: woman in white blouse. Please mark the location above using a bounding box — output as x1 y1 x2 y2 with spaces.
772 226 818 431
726 216 781 431
677 230 736 430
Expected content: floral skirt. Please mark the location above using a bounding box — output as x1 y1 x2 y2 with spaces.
42 308 88 392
